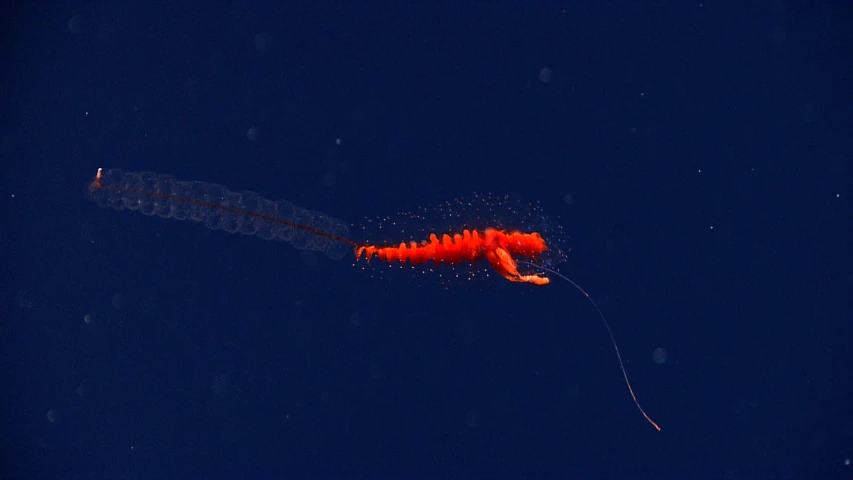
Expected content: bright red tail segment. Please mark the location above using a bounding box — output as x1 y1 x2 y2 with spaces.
88 168 354 259
356 229 550 285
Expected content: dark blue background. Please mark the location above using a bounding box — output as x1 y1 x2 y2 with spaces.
3 2 851 479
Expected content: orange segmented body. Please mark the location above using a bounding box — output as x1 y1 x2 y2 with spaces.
355 228 550 285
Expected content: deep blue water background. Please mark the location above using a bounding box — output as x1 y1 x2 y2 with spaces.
3 2 852 479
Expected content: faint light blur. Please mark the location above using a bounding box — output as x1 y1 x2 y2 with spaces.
111 292 126 310
465 409 479 427
368 362 382 380
68 15 83 34
653 347 668 364
254 33 269 53
211 373 233 398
